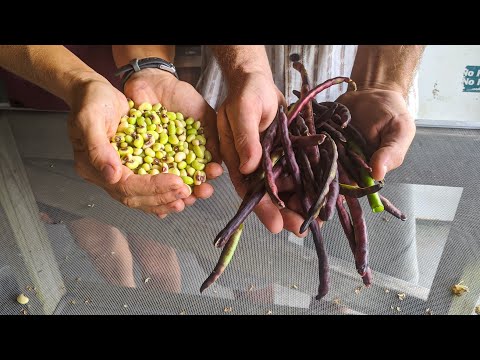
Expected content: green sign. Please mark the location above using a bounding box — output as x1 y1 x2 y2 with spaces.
463 66 480 92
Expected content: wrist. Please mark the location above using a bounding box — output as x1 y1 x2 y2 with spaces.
125 67 177 85
212 45 272 83
226 67 275 94
354 81 406 97
123 68 178 99
64 69 109 107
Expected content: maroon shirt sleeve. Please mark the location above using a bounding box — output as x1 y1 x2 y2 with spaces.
0 45 122 111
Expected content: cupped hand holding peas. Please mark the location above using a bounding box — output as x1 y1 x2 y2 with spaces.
68 70 223 218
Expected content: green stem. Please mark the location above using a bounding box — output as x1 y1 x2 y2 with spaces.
347 141 384 213
360 168 384 212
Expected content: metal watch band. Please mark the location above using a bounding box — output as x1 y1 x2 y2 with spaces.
115 57 179 88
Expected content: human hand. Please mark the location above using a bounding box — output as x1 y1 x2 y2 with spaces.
217 71 307 236
124 68 223 208
68 78 190 218
336 88 416 180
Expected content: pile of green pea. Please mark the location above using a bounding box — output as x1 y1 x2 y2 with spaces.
110 100 210 189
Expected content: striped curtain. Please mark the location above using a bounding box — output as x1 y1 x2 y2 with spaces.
196 45 418 118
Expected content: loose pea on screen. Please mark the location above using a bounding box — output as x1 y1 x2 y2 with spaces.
111 101 211 190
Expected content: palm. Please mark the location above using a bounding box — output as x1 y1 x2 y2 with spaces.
217 72 309 236
69 80 128 144
124 69 223 200
336 89 416 180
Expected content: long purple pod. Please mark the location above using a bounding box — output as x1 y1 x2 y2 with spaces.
318 122 347 143
294 153 330 299
295 142 319 195
319 169 340 221
200 224 244 293
379 195 407 221
310 221 330 300
343 124 374 159
295 115 309 136
336 141 361 184
214 159 286 248
337 191 373 286
290 134 326 148
291 123 319 198
289 124 329 299
314 103 338 127
261 115 284 209
278 106 303 198
344 195 369 277
346 147 373 173
336 195 356 253
327 117 348 135
339 182 384 198
319 148 329 182
311 99 330 115
293 63 322 177
338 170 374 285
293 89 331 117
295 116 326 184
320 101 351 128
244 147 283 183
338 162 369 277
292 89 302 99
362 267 373 287
292 62 316 136
287 77 355 127
300 134 338 233
295 115 324 185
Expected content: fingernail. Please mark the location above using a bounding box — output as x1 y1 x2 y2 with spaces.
102 165 115 182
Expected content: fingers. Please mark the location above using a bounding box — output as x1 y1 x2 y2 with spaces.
370 115 416 180
280 207 308 238
253 193 284 234
224 101 264 175
205 162 223 180
198 100 222 165
284 194 309 237
116 172 186 197
193 182 214 199
74 111 123 185
218 106 249 197
124 77 159 105
140 199 186 218
120 186 191 208
183 195 197 207
75 151 191 214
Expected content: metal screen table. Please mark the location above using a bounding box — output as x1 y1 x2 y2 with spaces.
1 109 479 315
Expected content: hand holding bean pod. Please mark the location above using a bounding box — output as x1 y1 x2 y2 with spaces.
201 62 408 299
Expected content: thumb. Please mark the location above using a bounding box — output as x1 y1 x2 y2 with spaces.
227 108 264 175
369 118 416 180
81 114 123 185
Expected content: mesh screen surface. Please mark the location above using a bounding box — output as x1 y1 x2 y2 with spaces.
1 110 479 315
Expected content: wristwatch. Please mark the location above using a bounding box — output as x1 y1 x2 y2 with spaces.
115 57 179 88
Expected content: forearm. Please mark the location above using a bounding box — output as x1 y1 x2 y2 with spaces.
351 45 426 97
112 46 175 67
209 45 272 82
0 45 105 107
